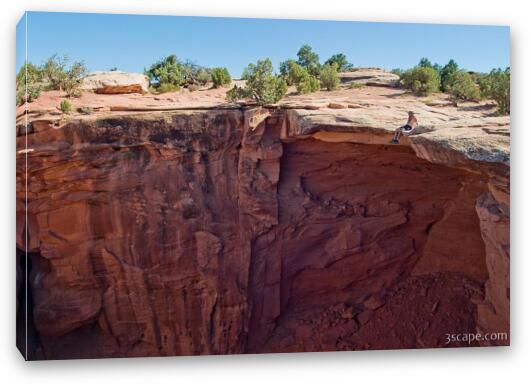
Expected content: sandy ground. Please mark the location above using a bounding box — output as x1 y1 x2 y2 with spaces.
16 81 501 125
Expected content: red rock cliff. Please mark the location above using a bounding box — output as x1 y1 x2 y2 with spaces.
16 103 510 359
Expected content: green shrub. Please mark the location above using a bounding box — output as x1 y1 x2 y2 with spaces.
226 58 287 105
41 54 68 90
145 54 184 88
211 67 231 88
446 70 481 106
418 57 441 72
16 62 42 105
319 63 340 91
226 85 246 103
297 44 321 76
289 62 308 86
279 59 296 83
418 57 433 68
278 61 320 94
40 54 86 96
181 61 211 86
16 87 41 106
400 66 440 95
324 53 354 72
468 72 483 84
63 61 87 97
59 99 72 113
157 83 180 93
195 68 212 86
296 73 320 94
479 68 510 114
440 59 459 92
146 56 213 90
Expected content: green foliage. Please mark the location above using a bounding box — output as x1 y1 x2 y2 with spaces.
297 44 321 76
17 55 86 102
41 54 69 90
157 83 181 93
324 53 353 72
279 60 320 94
181 60 211 86
211 67 231 88
296 73 321 94
63 61 88 97
16 86 41 106
319 63 340 91
59 99 72 113
418 57 441 72
468 71 483 84
41 54 87 97
446 70 481 106
109 67 118 71
440 59 459 92
390 68 404 77
226 58 287 105
279 59 296 82
479 67 510 114
146 56 214 91
400 66 441 95
418 57 433 68
16 62 42 105
196 69 212 85
286 62 307 86
226 85 246 103
17 62 42 87
145 54 184 88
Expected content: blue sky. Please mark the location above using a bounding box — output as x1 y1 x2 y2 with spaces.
16 12 509 76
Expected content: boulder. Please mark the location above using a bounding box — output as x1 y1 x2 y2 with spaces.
81 71 150 94
339 68 400 87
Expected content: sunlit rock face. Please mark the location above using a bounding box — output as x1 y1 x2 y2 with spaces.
16 105 509 359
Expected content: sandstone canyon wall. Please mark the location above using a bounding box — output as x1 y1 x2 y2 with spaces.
16 107 509 359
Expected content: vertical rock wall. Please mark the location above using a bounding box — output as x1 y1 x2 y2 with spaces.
16 109 509 359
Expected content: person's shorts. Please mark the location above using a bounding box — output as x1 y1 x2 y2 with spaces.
402 124 413 131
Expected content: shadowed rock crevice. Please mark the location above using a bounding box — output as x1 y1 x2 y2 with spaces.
16 249 46 360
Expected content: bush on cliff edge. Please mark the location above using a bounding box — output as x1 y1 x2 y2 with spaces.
446 70 481 106
479 68 510 115
320 63 340 91
16 62 42 105
400 66 441 96
226 58 287 105
211 67 231 88
145 54 184 92
41 54 87 97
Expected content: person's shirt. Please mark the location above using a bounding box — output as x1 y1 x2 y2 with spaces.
407 115 418 128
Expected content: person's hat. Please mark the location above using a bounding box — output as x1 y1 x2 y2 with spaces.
408 111 415 115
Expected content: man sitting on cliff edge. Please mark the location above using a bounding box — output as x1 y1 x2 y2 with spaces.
391 111 418 144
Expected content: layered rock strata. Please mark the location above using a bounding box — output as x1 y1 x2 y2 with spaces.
16 104 510 359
